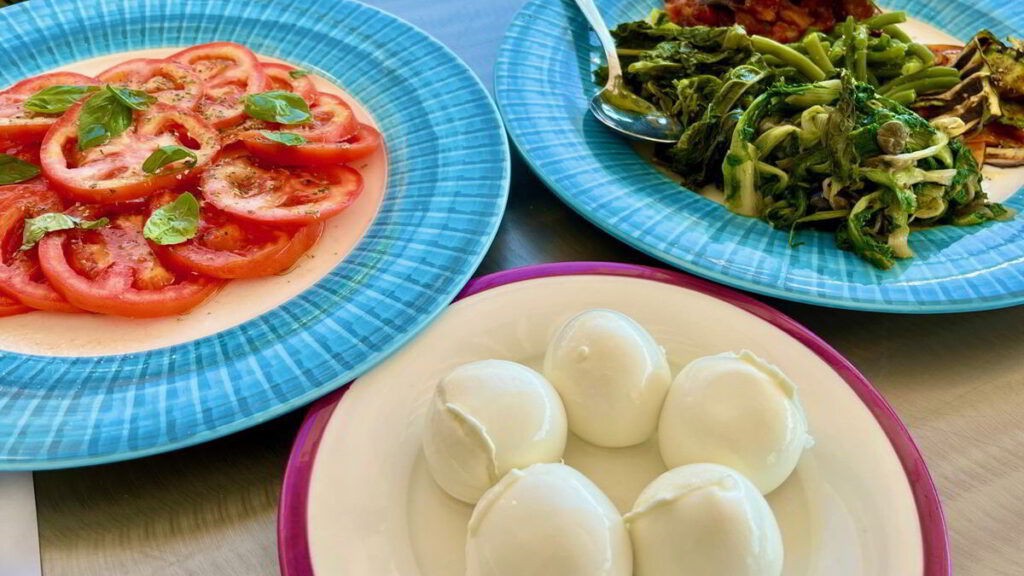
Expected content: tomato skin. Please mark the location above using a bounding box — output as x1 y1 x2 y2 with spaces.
97 58 203 110
0 293 28 317
39 101 221 203
149 192 324 279
0 72 98 143
242 123 381 166
201 148 363 225
0 180 81 313
170 42 268 128
261 63 317 103
37 212 222 318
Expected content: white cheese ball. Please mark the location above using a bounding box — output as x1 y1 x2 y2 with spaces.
543 309 671 447
658 350 812 494
421 360 567 504
466 463 632 576
625 463 783 576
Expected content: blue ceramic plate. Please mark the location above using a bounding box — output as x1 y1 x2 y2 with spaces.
495 0 1024 313
0 0 509 469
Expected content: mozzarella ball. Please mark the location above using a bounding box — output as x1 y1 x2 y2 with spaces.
658 350 812 494
543 309 671 447
466 463 632 576
625 463 783 576
422 360 567 504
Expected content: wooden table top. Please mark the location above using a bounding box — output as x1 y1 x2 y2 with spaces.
18 1 1024 575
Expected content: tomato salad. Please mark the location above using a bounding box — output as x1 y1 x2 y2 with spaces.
0 42 380 318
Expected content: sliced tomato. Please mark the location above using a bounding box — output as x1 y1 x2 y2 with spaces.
0 293 28 317
261 63 317 103
201 148 362 225
0 140 40 165
40 101 220 203
226 92 357 146
0 72 98 143
97 58 203 110
242 123 381 167
37 208 221 317
170 42 268 128
0 180 80 313
149 191 323 279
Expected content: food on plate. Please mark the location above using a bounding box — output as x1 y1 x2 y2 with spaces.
918 31 1024 167
599 10 1014 268
0 72 98 143
0 42 382 318
465 462 632 576
422 360 567 504
543 309 671 447
625 463 784 576
664 0 877 43
658 350 811 494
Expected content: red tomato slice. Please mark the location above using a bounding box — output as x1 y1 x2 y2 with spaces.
242 123 381 167
0 180 81 313
201 148 362 225
170 42 268 128
149 191 323 279
40 101 220 203
97 58 203 110
0 72 98 143
37 208 221 317
261 63 317 103
0 293 28 317
224 92 356 146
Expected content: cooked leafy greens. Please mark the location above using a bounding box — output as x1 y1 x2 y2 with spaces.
599 10 1012 269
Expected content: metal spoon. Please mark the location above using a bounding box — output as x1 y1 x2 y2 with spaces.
574 0 683 143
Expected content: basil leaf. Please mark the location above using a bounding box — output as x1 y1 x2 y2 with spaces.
77 89 134 151
20 213 108 251
144 192 200 245
258 130 307 146
22 85 99 114
243 90 312 124
106 84 155 110
0 154 41 185
142 145 198 174
288 69 311 79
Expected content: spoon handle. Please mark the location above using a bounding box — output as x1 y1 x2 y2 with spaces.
573 0 622 90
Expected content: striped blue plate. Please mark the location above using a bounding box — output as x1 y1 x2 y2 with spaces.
0 0 509 469
495 0 1024 313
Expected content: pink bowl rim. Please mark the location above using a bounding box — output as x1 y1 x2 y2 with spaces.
277 261 951 576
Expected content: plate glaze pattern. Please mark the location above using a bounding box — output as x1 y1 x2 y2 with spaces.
0 0 509 469
494 0 1024 312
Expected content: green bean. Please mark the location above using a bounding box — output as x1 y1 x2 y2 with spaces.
864 11 907 29
842 18 857 74
879 66 959 94
872 33 892 50
894 76 959 95
882 24 935 66
867 44 907 63
803 34 836 75
763 54 786 67
828 45 844 64
867 69 880 88
751 35 826 81
888 88 917 106
901 56 924 75
854 35 868 81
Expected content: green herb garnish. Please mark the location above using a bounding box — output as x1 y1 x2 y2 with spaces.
22 85 99 114
143 192 200 245
258 130 307 146
20 214 108 251
0 154 41 185
142 145 198 174
243 90 312 124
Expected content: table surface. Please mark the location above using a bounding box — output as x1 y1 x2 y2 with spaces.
24 1 1024 575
